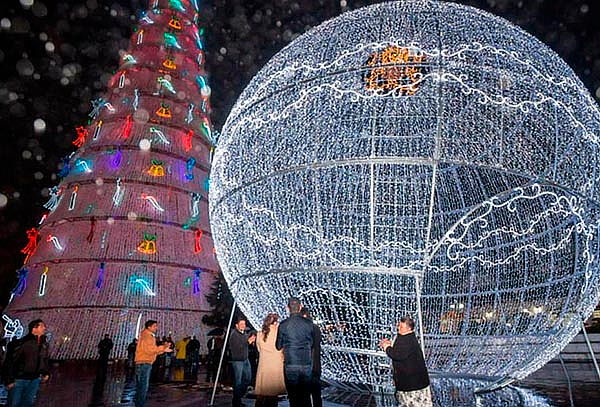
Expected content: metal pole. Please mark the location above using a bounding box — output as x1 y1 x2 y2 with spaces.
581 319 600 382
209 300 237 406
415 275 425 355
558 353 575 407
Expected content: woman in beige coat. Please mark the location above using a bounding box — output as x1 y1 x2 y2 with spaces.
255 313 286 407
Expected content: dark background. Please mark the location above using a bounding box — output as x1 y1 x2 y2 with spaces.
1 0 599 308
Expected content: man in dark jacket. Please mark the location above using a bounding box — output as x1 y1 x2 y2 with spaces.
2 319 50 407
98 334 114 364
380 316 432 407
185 335 201 379
228 318 255 407
302 307 322 407
276 297 315 407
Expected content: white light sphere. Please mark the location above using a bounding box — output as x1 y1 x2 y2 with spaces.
210 0 600 388
139 138 152 151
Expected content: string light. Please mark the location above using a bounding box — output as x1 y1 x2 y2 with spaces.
210 0 600 387
111 148 123 169
141 193 165 212
137 233 157 255
96 262 105 290
186 103 195 123
169 0 186 12
137 29 144 45
193 229 202 253
147 159 165 177
123 53 138 64
133 89 140 110
21 228 39 264
150 126 170 144
75 158 93 173
163 32 182 49
112 178 124 207
162 57 177 70
46 234 64 251
72 126 88 148
140 12 154 25
157 76 176 94
43 186 62 212
168 16 182 30
183 129 193 151
156 103 172 118
118 72 126 88
68 185 79 211
92 120 103 140
192 269 201 295
89 98 114 119
130 275 156 296
185 157 195 180
38 212 48 225
39 266 49 296
1 314 24 341
122 114 133 138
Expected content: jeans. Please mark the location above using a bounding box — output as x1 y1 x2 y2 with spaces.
310 373 322 407
230 360 251 407
284 365 312 407
135 363 152 407
8 378 41 407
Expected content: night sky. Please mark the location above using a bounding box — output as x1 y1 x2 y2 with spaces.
1 0 599 307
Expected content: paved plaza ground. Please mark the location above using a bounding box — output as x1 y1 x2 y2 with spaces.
0 361 599 406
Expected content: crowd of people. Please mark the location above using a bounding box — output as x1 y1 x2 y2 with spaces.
0 300 432 407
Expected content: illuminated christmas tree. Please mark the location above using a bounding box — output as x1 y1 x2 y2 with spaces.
4 0 218 359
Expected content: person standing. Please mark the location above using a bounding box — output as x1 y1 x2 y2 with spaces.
301 307 322 407
380 316 432 407
229 318 256 407
2 319 50 407
254 313 285 407
206 333 224 383
276 297 315 407
126 339 137 375
134 320 173 407
97 334 114 365
186 336 201 379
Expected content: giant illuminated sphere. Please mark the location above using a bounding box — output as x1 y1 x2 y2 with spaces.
210 0 600 387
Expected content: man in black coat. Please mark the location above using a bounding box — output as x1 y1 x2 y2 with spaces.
380 316 432 407
98 334 114 364
301 307 322 407
276 297 315 407
228 318 256 407
2 319 50 407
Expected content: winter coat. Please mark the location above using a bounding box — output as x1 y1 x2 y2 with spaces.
275 313 315 367
2 334 50 384
385 332 430 392
255 325 286 396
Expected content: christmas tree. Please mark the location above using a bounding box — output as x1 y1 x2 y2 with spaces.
4 0 218 359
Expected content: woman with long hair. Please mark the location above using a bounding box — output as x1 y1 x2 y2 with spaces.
255 313 285 406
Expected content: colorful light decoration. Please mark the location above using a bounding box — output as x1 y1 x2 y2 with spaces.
46 234 64 251
147 159 166 177
123 53 138 64
2 314 24 341
192 269 201 295
141 193 165 212
163 32 182 49
75 158 93 173
11 268 29 299
137 233 157 255
130 275 157 296
162 57 177 70
21 228 39 264
168 16 182 30
137 29 144 45
185 103 195 124
157 76 177 94
183 129 193 151
68 185 79 211
195 75 210 96
95 262 105 290
200 118 214 144
185 157 196 180
169 0 186 12
58 154 73 178
150 126 170 144
210 0 600 387
93 120 103 140
156 103 172 119
112 178 124 207
193 229 202 254
72 126 88 148
38 266 49 297
122 114 134 138
194 29 204 50
44 186 62 212
133 89 140 110
5 0 217 361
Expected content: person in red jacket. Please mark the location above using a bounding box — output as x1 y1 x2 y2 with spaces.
380 316 432 407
